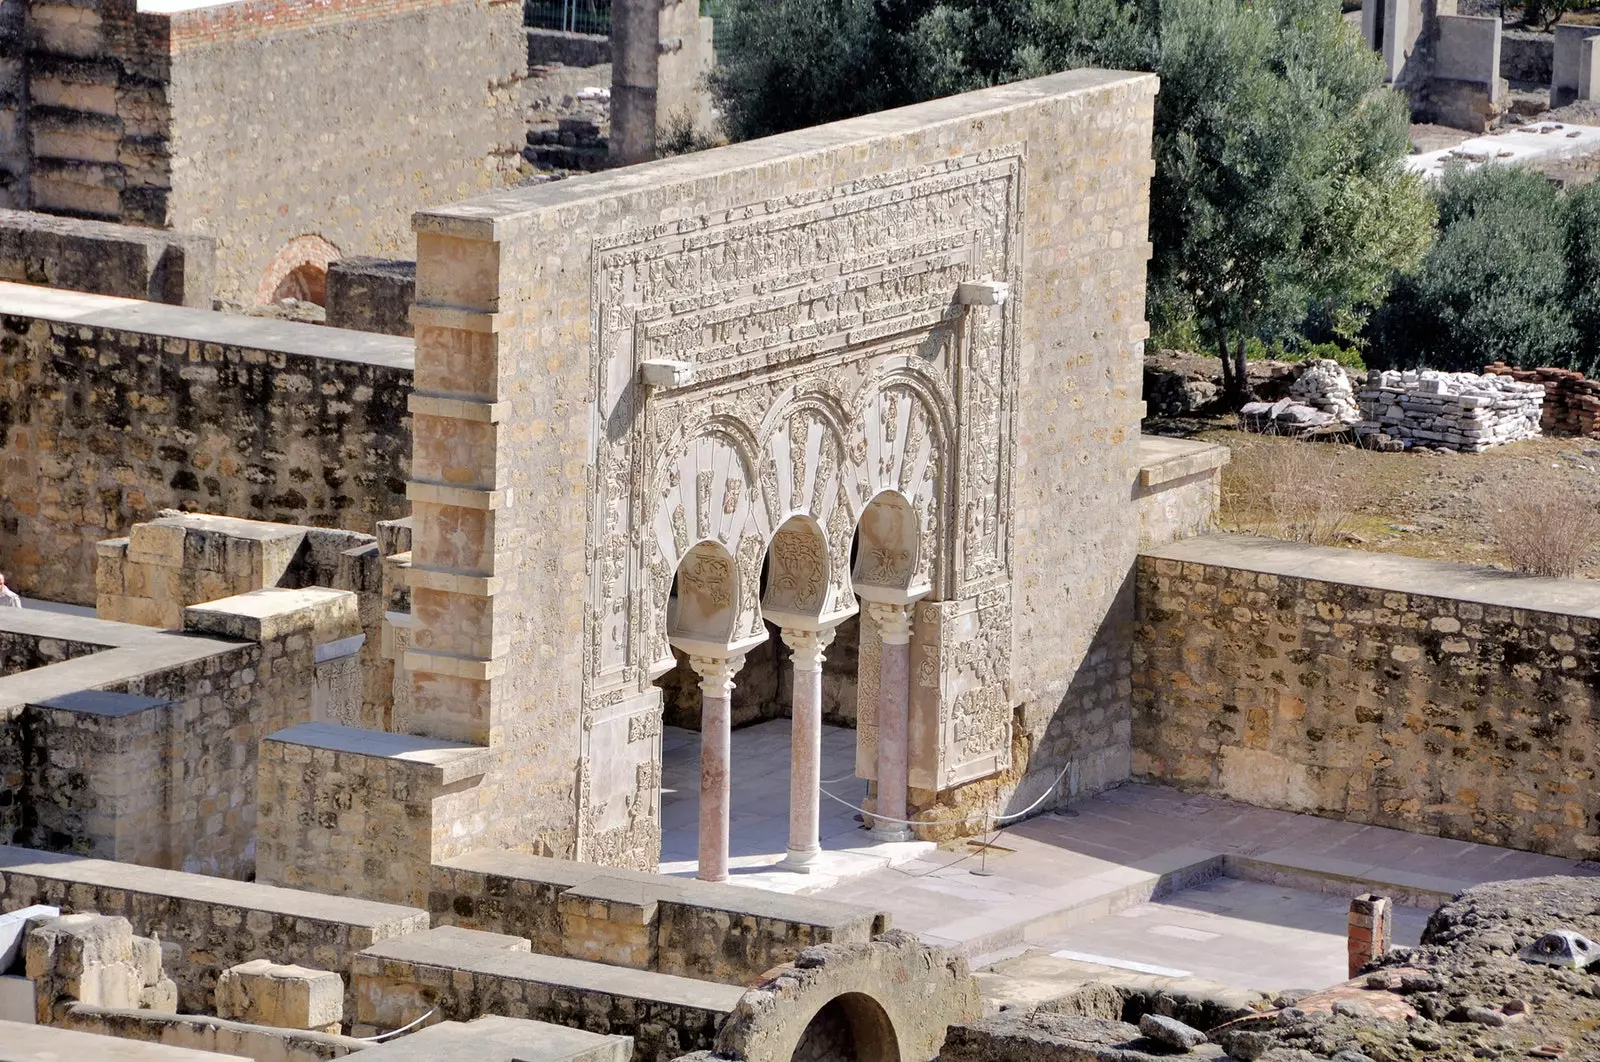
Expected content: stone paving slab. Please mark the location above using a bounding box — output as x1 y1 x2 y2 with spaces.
803 784 1598 962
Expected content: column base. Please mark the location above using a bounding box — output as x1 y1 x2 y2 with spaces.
697 868 730 884
780 848 823 874
872 824 914 843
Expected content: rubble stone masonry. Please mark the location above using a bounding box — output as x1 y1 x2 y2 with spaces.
1133 535 1600 860
0 282 412 604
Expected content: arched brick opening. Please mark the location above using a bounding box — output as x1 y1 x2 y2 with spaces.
791 992 901 1062
255 234 341 306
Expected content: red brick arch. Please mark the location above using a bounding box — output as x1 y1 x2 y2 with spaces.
255 234 341 307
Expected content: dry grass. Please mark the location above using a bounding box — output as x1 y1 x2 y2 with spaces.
1222 437 1373 546
1486 476 1600 577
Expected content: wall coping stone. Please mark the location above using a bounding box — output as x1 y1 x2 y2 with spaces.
62 1003 372 1056
1136 435 1230 488
1142 534 1600 618
357 929 748 1012
414 69 1158 240
437 850 885 928
356 1015 631 1062
0 845 429 928
265 722 496 786
0 281 413 372
27 690 173 717
184 587 359 643
0 1019 249 1061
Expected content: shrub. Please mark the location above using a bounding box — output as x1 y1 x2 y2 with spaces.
1369 165 1580 371
1487 476 1600 577
1221 438 1369 546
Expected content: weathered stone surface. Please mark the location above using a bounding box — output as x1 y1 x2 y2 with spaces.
325 257 415 337
0 208 214 306
1135 535 1600 860
215 958 343 1033
943 1011 1228 1061
1138 1013 1207 1050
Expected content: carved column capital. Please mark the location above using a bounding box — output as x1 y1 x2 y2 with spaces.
780 627 836 672
866 602 914 645
688 653 745 697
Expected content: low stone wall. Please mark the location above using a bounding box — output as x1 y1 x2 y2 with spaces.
1132 436 1227 548
0 622 109 677
0 845 429 1015
0 281 412 605
527 27 610 67
325 258 414 338
431 850 885 985
60 1004 369 1060
1485 361 1600 438
1132 535 1600 860
351 927 742 1062
1501 28 1554 84
0 209 215 308
0 588 359 877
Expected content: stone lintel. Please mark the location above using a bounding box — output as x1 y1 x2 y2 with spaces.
402 647 507 681
182 587 359 645
410 303 504 334
406 565 503 597
1136 435 1231 488
406 481 514 510
408 392 508 422
264 722 496 788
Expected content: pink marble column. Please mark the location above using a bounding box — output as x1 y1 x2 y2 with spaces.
689 653 743 883
867 602 914 842
780 627 834 873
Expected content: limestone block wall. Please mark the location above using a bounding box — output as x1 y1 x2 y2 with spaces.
159 0 525 307
428 850 884 985
59 1005 369 1061
404 69 1159 869
255 723 496 908
1132 436 1228 549
0 0 23 209
0 282 412 605
0 844 429 1014
325 257 415 338
0 208 214 306
1133 535 1600 860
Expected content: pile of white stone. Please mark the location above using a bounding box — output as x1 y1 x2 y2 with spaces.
1239 359 1360 436
1355 369 1544 452
1289 359 1361 422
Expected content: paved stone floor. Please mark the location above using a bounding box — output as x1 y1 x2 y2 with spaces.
657 719 933 891
661 720 1599 985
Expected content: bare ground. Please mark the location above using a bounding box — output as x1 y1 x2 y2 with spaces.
1149 417 1600 579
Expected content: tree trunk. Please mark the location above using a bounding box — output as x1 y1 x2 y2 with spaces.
1230 337 1250 406
1217 329 1235 405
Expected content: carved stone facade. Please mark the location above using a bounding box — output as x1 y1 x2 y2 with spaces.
392 69 1161 872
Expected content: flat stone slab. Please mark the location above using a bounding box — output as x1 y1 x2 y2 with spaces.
0 1019 249 1061
1136 435 1230 487
27 690 172 717
360 1016 631 1062
360 928 747 1013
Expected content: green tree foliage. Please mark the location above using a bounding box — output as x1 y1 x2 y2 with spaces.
709 0 1433 401
1369 165 1593 373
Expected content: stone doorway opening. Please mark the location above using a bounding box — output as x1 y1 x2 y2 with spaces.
790 992 902 1062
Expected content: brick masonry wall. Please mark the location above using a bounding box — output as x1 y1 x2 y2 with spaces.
0 844 429 1014
0 304 411 605
161 0 524 307
1133 538 1600 860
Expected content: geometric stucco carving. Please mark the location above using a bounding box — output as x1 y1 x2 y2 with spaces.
576 149 1025 867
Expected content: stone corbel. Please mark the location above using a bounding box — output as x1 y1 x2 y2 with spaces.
957 277 1010 309
639 359 696 389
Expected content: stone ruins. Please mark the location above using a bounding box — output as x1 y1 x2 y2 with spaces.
1355 368 1546 451
0 1 1597 1060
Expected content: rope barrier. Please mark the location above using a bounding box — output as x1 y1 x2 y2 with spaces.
353 1006 439 1043
816 757 1075 829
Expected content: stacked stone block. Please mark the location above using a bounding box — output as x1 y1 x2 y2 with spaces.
216 959 343 1034
24 913 176 1023
0 209 215 306
1355 368 1543 451
1347 894 1393 979
325 257 415 337
1485 362 1600 438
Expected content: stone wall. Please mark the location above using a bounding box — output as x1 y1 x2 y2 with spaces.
159 0 525 306
325 258 414 337
1132 535 1600 861
0 623 108 676
429 850 884 985
0 282 412 604
401 69 1159 872
0 844 429 1014
0 587 359 877
1501 28 1554 84
0 209 214 306
1132 437 1227 549
0 0 22 209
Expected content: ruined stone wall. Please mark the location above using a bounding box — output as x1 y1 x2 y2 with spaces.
0 626 107 675
0 0 28 209
405 70 1159 868
1132 536 1600 860
1 588 359 877
0 284 412 605
160 0 525 307
0 209 214 306
0 844 429 1014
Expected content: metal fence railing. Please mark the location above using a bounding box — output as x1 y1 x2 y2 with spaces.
525 0 718 34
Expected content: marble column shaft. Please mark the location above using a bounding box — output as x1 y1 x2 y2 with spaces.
689 653 743 883
867 602 914 842
780 627 834 873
